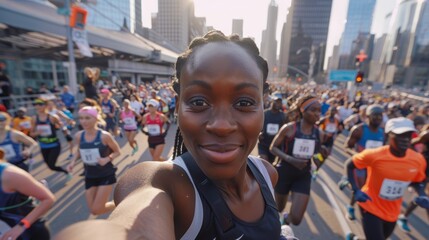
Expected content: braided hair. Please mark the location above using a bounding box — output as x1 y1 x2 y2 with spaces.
172 30 269 159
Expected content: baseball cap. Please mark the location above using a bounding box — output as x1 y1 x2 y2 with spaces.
147 99 159 108
385 117 416 134
17 107 27 113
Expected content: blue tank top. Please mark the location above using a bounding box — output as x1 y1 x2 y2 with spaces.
0 131 22 163
36 115 59 149
356 124 384 152
280 121 321 172
101 99 114 115
79 130 116 178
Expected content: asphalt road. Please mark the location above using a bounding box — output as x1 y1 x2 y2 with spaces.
27 124 429 239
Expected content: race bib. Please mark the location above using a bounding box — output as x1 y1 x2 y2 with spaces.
325 123 337 133
266 123 279 135
123 117 136 127
365 140 383 149
37 124 52 136
19 121 31 129
79 148 100 166
102 106 111 114
1 144 16 160
379 179 410 200
292 138 316 159
147 124 161 136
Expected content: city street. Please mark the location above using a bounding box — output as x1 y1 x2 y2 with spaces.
28 124 429 239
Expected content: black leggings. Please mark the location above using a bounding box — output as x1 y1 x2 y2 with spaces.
360 207 396 240
41 145 67 174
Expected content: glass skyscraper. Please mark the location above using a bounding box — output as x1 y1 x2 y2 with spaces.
83 0 132 32
337 0 376 69
381 0 429 87
284 0 333 81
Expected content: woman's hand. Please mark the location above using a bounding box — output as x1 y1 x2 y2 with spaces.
285 156 308 170
98 157 111 166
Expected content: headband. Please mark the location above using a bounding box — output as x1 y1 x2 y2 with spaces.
300 98 319 113
79 106 98 118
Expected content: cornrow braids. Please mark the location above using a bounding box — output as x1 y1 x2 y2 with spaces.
171 30 268 159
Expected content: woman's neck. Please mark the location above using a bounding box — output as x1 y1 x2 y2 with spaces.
84 126 98 135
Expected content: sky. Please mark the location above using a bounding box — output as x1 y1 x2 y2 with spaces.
142 0 393 69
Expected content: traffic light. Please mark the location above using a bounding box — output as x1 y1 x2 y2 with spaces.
355 71 364 84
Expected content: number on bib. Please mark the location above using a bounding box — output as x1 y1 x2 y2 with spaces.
19 121 31 129
37 124 52 136
325 123 337 133
123 118 136 127
79 148 100 166
147 124 161 136
1 144 16 160
379 179 410 200
266 123 280 135
292 138 316 159
365 140 383 149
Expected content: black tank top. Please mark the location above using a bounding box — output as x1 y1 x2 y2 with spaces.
260 109 285 146
280 121 320 172
79 130 116 178
181 153 281 240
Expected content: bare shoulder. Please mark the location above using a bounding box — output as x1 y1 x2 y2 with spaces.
259 158 278 186
113 161 189 205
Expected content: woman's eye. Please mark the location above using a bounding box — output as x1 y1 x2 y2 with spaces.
190 99 208 107
235 99 255 108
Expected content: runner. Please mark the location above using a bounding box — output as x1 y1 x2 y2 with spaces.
258 96 287 163
46 99 74 160
271 95 329 226
344 105 367 131
11 108 32 137
141 99 170 161
396 124 429 232
0 112 38 172
317 106 343 150
0 148 55 240
347 117 429 240
67 106 120 215
30 98 70 179
119 99 140 156
100 89 120 137
339 104 385 220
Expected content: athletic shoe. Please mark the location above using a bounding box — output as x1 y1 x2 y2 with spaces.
66 154 74 160
131 146 138 156
338 176 349 191
280 225 295 239
345 232 357 240
346 205 356 220
397 217 411 232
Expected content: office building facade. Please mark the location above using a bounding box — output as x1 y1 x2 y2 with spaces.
279 0 332 82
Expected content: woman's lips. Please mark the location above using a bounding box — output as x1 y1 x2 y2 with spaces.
200 144 241 164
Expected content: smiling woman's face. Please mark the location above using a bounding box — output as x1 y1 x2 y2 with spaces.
177 42 264 179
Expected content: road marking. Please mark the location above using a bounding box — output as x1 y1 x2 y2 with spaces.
317 171 353 238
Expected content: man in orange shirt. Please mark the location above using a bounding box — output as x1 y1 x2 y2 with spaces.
12 107 32 136
347 117 428 240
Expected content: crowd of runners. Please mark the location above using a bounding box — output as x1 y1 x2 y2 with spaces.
0 31 428 240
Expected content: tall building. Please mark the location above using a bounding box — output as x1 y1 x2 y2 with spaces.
336 0 376 70
82 0 131 31
378 0 429 87
260 0 278 77
232 19 243 37
278 3 294 78
278 0 333 82
153 0 199 52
